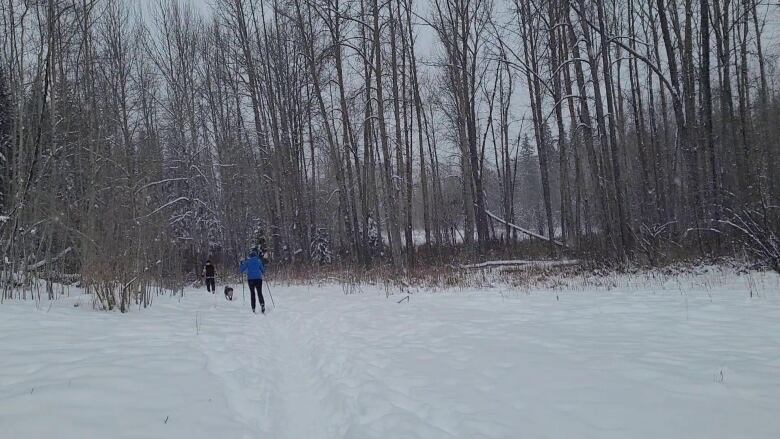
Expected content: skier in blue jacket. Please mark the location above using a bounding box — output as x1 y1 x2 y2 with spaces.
240 249 266 313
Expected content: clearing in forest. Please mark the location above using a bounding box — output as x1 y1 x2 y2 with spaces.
1 267 779 438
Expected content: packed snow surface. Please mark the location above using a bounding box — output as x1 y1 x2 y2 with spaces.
1 268 780 438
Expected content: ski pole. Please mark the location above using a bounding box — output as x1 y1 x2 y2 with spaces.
265 281 275 309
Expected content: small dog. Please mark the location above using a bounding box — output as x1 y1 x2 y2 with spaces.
223 286 234 301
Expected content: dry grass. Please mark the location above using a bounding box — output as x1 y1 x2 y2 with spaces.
264 254 774 296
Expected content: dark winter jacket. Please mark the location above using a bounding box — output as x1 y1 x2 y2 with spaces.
240 256 265 280
203 263 215 278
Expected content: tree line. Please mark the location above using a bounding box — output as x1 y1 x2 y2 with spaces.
1 0 778 301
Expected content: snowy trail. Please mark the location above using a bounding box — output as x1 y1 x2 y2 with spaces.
194 292 337 438
2 268 780 438
265 307 332 439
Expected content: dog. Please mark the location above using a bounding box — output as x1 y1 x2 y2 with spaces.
223 286 234 301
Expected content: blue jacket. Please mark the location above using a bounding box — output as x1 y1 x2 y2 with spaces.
240 256 265 280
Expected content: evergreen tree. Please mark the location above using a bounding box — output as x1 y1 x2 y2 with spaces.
0 66 11 211
366 215 383 258
310 227 333 265
519 134 543 231
249 220 269 262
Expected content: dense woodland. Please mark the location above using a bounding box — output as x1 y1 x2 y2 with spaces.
1 0 779 305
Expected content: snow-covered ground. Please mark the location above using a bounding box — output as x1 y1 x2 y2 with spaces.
1 267 780 438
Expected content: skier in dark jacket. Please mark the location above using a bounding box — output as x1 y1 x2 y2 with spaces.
240 250 266 313
203 260 216 293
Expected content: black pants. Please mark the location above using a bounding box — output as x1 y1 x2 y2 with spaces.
205 277 216 293
248 279 265 312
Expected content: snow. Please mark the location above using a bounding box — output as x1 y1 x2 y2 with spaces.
1 267 780 438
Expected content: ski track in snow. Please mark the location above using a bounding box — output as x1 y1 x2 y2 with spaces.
1 268 780 438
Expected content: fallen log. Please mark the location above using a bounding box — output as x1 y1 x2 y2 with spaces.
484 210 566 247
25 247 73 271
462 259 579 269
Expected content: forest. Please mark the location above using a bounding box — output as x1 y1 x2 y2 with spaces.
1 0 779 305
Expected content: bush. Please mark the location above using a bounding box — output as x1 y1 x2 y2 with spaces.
722 204 780 273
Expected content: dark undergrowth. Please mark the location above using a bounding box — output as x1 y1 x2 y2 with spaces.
264 232 772 290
